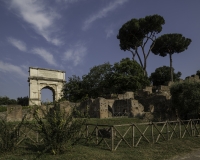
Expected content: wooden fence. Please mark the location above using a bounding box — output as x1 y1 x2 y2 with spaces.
83 119 200 151
8 119 200 151
15 123 43 147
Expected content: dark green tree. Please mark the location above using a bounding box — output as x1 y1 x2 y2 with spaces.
196 70 200 77
17 96 29 106
62 75 87 102
111 58 150 93
117 14 165 75
151 34 191 81
82 62 113 98
0 96 17 105
150 66 181 86
170 82 200 119
62 59 150 102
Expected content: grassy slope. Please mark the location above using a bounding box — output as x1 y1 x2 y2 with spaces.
1 118 200 160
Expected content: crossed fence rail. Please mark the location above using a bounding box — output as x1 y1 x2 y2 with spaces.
5 119 200 151
83 119 200 151
12 123 43 147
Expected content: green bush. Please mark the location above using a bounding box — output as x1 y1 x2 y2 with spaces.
33 103 87 155
0 117 25 153
170 82 200 119
0 106 7 112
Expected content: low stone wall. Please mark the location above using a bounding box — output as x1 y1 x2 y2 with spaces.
2 101 76 122
6 105 22 122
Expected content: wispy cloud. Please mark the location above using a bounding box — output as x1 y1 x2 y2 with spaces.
32 48 57 66
20 64 29 71
0 61 27 78
105 27 114 38
82 0 128 30
10 0 62 46
63 43 87 66
7 37 27 52
56 0 80 3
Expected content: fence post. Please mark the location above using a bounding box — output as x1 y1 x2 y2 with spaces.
86 125 88 138
111 126 114 151
95 126 98 144
132 124 135 147
190 119 193 136
151 122 154 143
166 121 169 140
179 120 181 138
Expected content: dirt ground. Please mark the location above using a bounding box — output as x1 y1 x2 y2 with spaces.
170 149 200 160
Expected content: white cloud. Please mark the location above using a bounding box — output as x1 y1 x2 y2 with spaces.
63 43 87 66
10 0 62 46
7 37 27 52
82 0 128 30
32 48 57 66
105 28 114 38
0 61 27 78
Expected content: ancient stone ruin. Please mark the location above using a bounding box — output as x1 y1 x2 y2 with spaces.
28 67 66 106
2 71 200 122
77 92 145 119
6 105 22 122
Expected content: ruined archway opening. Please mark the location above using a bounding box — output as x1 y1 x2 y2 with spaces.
41 86 55 104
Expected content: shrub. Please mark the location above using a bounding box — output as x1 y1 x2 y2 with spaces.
33 103 86 155
0 116 26 153
170 82 200 119
0 106 7 112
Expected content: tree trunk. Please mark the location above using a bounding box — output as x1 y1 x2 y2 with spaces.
143 57 147 76
169 54 173 82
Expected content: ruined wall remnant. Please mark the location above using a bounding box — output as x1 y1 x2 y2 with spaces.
78 99 94 116
117 91 134 100
59 101 76 114
130 100 144 117
136 93 172 121
88 98 109 118
112 99 131 116
77 92 145 119
6 105 22 122
5 100 78 122
185 75 200 82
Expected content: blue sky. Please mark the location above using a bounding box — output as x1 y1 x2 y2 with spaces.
0 0 200 102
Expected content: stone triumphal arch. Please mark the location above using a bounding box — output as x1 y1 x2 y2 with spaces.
28 67 66 106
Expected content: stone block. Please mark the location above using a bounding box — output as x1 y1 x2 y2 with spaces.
130 100 144 118
99 98 108 119
117 92 134 99
144 86 152 93
158 85 170 91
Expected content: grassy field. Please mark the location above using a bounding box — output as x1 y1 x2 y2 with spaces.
1 118 200 160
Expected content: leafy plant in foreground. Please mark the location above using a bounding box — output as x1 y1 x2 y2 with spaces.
0 116 26 153
33 103 86 155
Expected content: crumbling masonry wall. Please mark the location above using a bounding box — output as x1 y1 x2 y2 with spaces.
79 92 144 119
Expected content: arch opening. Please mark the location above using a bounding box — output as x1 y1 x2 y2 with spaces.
41 86 55 104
